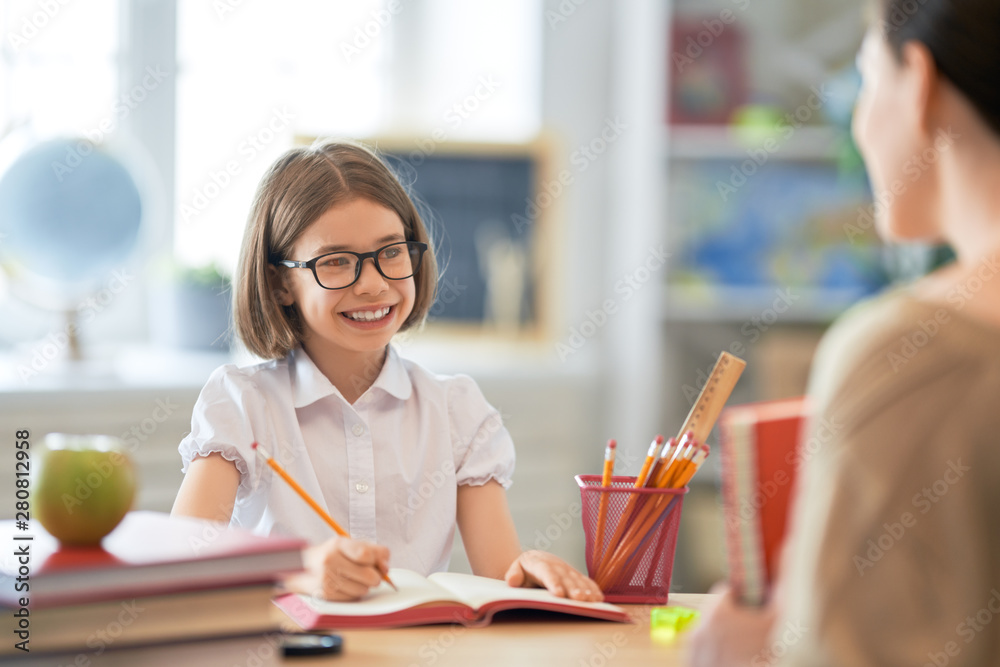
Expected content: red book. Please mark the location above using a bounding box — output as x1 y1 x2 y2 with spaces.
668 17 747 124
719 396 810 605
0 511 305 608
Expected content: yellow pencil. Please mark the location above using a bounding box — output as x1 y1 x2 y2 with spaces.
592 439 617 567
657 431 694 488
634 434 664 488
251 442 397 591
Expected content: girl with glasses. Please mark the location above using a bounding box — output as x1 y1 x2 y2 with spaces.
171 140 602 602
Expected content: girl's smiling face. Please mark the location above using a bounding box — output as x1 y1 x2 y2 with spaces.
279 197 416 359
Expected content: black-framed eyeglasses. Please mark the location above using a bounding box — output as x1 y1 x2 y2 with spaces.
276 241 428 290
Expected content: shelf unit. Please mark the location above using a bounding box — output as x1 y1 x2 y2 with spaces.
666 124 843 161
660 0 871 594
664 284 865 324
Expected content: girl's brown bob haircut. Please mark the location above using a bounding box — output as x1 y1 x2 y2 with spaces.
234 139 438 359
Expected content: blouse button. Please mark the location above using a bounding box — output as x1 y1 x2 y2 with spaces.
352 423 365 436
355 481 369 493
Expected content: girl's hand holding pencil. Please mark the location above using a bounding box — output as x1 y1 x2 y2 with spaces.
285 536 392 602
252 442 397 600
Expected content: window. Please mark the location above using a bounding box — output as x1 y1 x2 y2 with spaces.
1 1 118 138
173 0 541 274
0 0 543 352
0 1 126 348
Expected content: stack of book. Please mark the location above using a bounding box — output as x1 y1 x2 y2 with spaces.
0 511 305 656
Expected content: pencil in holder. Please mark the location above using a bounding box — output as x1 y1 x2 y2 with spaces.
576 474 688 604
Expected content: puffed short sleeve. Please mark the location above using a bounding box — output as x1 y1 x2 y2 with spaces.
178 365 263 493
448 375 516 489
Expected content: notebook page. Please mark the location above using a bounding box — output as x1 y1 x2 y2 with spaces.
428 572 624 614
297 568 461 616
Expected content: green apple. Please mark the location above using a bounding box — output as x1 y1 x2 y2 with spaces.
32 434 137 546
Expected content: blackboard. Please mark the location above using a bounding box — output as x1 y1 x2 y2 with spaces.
382 144 542 330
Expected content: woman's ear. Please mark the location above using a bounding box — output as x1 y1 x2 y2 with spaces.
900 39 941 138
268 264 296 306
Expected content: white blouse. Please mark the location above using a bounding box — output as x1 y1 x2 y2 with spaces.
178 345 515 576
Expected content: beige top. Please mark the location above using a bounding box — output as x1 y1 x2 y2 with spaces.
774 288 1000 666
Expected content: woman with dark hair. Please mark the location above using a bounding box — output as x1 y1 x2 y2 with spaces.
689 1 1000 664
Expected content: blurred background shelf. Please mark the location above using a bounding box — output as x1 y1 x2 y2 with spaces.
666 124 843 161
663 284 865 323
661 0 875 593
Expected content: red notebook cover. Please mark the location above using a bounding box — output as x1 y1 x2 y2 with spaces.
719 396 810 605
0 511 305 608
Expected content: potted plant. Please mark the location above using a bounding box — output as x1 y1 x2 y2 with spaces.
148 260 232 351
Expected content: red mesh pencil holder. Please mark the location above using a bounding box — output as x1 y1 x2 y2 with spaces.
577 474 688 604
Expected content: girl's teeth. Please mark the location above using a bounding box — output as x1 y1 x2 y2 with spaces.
346 307 390 321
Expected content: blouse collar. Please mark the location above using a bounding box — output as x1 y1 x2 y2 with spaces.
291 345 412 408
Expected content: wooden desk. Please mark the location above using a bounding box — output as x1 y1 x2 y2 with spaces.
12 595 716 667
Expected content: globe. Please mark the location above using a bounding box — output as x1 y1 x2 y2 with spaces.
0 137 145 364
0 138 143 294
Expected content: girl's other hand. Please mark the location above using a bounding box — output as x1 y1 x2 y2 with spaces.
503 550 604 602
284 536 391 601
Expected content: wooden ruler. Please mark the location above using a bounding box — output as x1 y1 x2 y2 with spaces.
676 351 746 443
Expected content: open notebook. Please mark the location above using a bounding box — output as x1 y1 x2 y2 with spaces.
274 569 630 629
